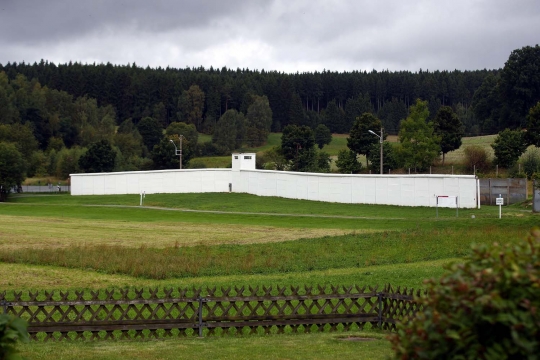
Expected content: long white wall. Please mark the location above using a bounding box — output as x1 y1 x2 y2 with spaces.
232 170 477 208
71 169 478 208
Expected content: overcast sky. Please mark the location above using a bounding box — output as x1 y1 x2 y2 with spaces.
1 0 539 73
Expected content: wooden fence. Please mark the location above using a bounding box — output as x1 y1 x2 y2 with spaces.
0 285 425 341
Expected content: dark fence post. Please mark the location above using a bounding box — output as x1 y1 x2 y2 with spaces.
377 293 383 328
198 296 207 337
1 300 10 314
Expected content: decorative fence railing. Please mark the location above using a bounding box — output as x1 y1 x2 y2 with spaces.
0 285 425 341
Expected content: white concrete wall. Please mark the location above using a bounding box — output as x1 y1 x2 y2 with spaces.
233 170 477 208
71 169 232 195
71 169 478 208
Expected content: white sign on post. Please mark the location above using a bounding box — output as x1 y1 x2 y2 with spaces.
496 194 503 218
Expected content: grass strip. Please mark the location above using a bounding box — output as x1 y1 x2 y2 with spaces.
9 192 530 220
19 330 392 360
0 226 531 280
0 258 454 292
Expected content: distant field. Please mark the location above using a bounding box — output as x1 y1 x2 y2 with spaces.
192 133 498 170
443 134 496 164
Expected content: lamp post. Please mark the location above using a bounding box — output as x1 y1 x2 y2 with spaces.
169 135 183 169
368 127 383 175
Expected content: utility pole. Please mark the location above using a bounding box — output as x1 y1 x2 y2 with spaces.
368 128 384 175
169 135 183 169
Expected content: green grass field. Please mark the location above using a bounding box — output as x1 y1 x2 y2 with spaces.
1 191 537 359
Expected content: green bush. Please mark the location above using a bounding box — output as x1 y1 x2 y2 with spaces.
389 227 540 359
0 314 29 360
520 147 540 179
463 145 490 173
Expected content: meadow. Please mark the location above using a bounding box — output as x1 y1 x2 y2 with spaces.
1 191 537 359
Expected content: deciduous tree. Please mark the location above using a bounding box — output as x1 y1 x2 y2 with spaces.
335 150 362 174
281 124 316 172
78 140 116 173
137 116 163 151
166 122 198 166
314 124 332 149
525 101 540 147
367 142 398 173
347 113 383 167
0 142 26 201
151 137 177 170
491 128 527 168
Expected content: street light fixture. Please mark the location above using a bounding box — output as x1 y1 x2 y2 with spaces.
169 135 183 169
368 128 383 175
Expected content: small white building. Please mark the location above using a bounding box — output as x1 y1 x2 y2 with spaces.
232 153 256 171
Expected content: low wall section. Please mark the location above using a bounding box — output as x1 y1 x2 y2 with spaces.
71 169 232 195
71 169 478 208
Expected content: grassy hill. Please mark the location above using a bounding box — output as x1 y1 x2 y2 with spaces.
191 133 498 171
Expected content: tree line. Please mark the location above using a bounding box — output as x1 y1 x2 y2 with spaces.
1 45 539 199
1 59 500 136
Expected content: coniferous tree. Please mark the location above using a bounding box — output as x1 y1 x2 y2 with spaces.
433 106 464 165
177 85 205 131
212 109 245 154
499 45 540 128
396 99 441 172
246 95 273 146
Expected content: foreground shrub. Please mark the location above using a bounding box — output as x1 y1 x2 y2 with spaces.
0 314 28 359
389 227 540 359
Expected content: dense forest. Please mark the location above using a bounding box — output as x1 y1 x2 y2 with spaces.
0 45 539 197
0 60 499 136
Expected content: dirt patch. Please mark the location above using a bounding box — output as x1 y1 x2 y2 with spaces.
336 336 378 342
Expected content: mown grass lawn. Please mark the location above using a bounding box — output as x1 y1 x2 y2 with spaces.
19 331 392 360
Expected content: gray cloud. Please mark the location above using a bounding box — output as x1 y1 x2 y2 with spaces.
0 0 269 43
0 0 539 72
